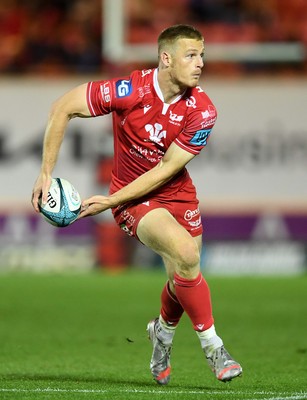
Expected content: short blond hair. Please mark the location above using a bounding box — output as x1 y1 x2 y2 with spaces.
158 24 204 55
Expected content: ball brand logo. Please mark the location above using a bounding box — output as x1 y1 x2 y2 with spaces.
47 192 57 208
70 187 79 204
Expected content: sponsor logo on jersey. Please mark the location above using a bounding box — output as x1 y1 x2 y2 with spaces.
116 79 132 98
186 96 197 108
130 144 164 163
145 123 166 146
141 69 152 77
190 129 211 146
138 84 151 98
169 110 184 126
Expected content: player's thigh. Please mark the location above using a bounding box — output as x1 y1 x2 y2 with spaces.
137 207 201 278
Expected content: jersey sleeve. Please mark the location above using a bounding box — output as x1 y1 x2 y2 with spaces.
86 74 134 117
175 103 217 155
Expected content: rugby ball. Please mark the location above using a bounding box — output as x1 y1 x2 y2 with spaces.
38 178 81 227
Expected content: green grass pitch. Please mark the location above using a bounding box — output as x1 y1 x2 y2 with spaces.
0 270 306 400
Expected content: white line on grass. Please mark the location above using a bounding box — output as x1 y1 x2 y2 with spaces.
0 388 306 399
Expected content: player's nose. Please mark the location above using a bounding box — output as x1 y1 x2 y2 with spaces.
197 54 204 68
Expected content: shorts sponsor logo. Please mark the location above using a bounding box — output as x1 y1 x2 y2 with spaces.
188 217 202 227
184 208 200 221
120 223 133 236
120 209 136 225
116 79 132 98
119 209 136 236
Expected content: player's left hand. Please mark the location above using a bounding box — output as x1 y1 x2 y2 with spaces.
78 195 113 218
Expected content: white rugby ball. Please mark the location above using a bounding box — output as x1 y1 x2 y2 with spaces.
39 178 81 227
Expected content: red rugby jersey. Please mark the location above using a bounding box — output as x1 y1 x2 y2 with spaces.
87 68 217 198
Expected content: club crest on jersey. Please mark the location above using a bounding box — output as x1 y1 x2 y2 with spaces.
116 79 132 98
145 123 166 146
190 129 211 146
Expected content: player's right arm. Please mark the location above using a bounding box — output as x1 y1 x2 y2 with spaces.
31 83 91 212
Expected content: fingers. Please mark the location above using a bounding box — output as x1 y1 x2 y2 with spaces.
31 191 41 213
31 175 52 213
78 202 99 219
78 195 111 219
41 176 52 205
81 195 101 208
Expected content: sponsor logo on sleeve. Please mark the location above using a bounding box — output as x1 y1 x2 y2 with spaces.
190 129 211 146
100 82 111 103
201 105 217 128
116 79 132 98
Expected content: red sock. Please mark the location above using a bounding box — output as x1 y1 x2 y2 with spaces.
160 281 184 326
174 272 214 331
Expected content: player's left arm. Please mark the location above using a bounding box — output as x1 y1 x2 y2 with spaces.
79 142 196 217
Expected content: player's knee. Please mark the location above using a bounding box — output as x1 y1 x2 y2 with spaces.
175 241 200 277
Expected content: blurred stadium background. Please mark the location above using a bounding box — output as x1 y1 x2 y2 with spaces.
1 0 307 275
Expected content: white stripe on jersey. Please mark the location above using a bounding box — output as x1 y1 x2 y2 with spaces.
87 82 96 116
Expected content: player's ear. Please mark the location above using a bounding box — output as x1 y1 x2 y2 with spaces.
160 51 172 67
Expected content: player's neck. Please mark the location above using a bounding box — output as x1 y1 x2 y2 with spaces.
157 69 186 104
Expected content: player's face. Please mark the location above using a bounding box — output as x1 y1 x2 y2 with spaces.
170 38 205 88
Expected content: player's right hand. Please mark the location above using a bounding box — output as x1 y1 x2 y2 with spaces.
31 173 52 213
